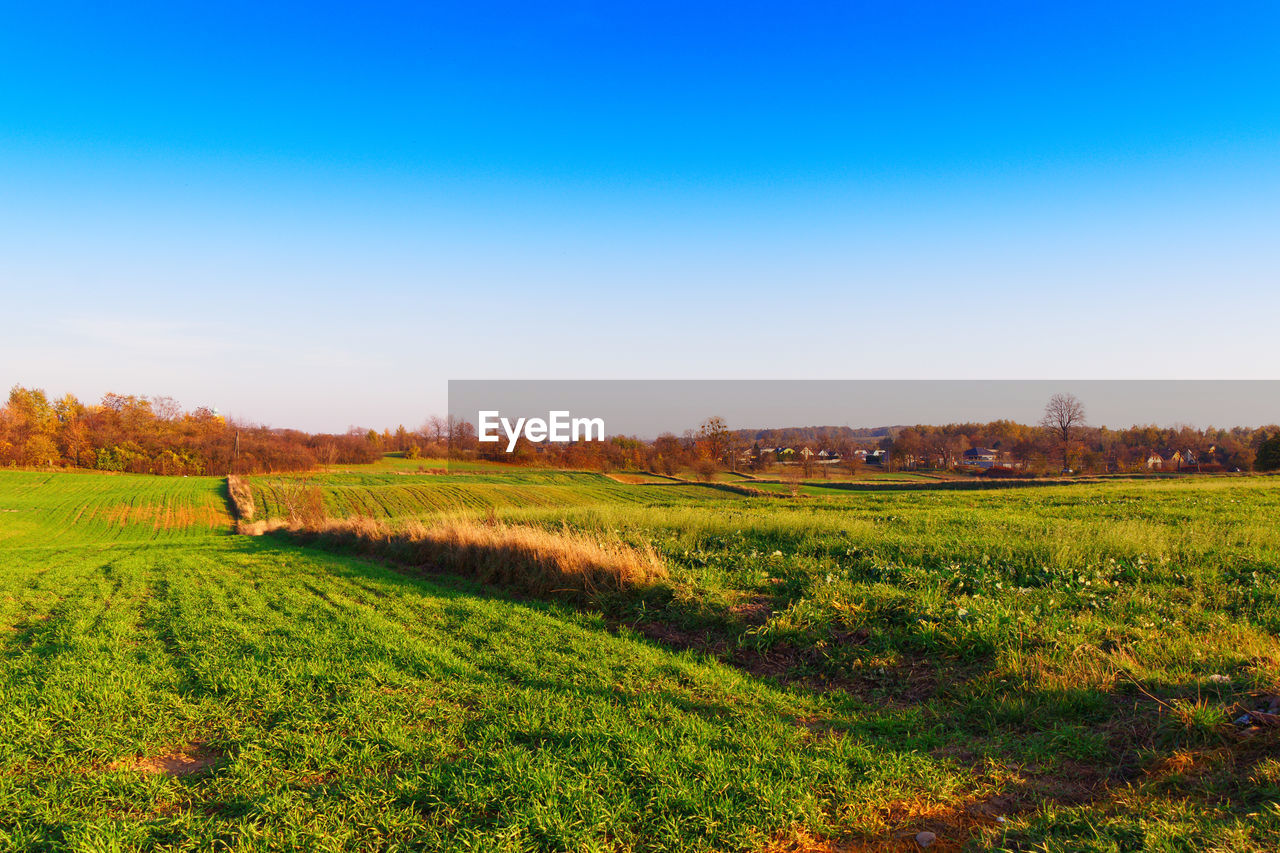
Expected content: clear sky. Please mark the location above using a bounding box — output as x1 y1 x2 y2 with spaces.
2 2 1277 432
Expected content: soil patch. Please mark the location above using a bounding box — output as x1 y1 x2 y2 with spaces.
115 741 221 777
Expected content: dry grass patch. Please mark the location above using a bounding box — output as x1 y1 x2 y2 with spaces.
95 500 226 531
242 515 667 603
226 474 255 520
757 799 999 852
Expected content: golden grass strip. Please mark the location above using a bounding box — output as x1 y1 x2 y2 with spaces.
226 475 255 520
239 515 667 603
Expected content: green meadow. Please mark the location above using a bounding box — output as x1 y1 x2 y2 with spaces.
246 470 743 521
2 466 1278 851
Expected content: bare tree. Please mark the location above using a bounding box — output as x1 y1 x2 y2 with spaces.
782 462 801 497
448 416 477 456
843 448 862 478
697 416 731 469
1040 393 1087 472
151 395 182 422
320 440 338 466
425 415 448 444
798 446 815 478
275 479 327 526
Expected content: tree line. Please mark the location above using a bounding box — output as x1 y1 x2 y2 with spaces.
455 396 1280 476
0 386 380 475
5 386 1278 477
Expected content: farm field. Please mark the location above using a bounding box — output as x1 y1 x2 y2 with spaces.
1 466 1278 851
0 470 232 546
245 469 746 521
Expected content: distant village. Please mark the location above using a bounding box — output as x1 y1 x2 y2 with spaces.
743 443 1237 474
751 444 1001 468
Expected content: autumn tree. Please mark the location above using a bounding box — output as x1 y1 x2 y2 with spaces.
1040 393 1087 473
0 385 379 475
425 416 448 444
696 417 731 469
651 432 684 476
448 417 477 456
894 428 923 470
22 434 59 467
56 394 92 466
830 437 859 477
781 460 802 496
1216 434 1254 471
878 436 896 471
798 446 815 477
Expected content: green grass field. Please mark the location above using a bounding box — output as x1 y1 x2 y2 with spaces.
1 466 1278 851
245 470 745 522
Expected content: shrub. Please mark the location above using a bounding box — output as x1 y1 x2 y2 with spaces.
981 466 1025 479
694 459 718 482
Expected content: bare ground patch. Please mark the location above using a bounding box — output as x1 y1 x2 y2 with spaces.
757 796 1004 852
113 741 222 777
729 594 775 625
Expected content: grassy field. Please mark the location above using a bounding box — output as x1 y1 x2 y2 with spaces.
0 470 231 547
1 466 1278 851
245 470 746 522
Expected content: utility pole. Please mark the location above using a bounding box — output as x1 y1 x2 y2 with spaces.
228 430 240 476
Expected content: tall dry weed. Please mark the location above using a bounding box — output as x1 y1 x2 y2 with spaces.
241 513 667 602
226 475 255 520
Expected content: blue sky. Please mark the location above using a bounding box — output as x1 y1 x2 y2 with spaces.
2 2 1277 430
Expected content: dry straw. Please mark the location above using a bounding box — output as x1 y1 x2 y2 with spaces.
240 513 667 603
226 475 255 520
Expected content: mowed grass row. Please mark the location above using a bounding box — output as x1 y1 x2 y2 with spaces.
0 471 981 851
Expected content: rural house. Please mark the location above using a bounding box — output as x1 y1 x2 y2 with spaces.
961 447 999 468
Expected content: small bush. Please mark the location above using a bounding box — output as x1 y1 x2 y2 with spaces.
693 459 718 482
981 466 1026 479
